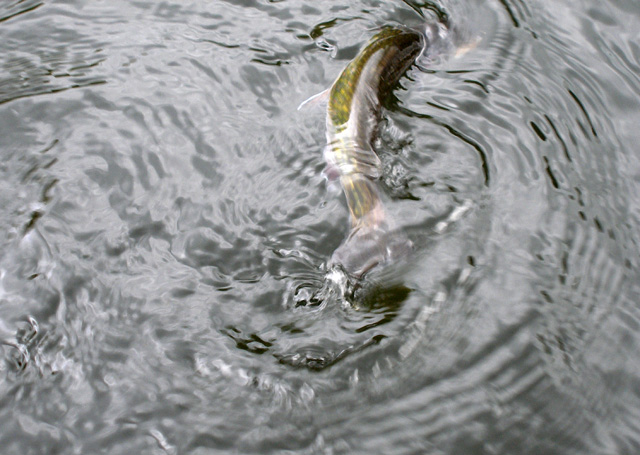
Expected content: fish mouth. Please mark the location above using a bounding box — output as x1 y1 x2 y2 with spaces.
330 224 413 280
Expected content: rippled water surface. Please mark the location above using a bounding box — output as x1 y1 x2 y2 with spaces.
2 0 640 453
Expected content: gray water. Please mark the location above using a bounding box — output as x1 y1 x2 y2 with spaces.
1 0 640 454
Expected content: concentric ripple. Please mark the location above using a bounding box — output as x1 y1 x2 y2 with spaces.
1 0 640 454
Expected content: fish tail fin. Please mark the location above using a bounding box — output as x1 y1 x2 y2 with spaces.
330 221 413 279
330 174 412 278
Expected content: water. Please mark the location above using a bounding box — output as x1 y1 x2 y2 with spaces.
1 0 640 453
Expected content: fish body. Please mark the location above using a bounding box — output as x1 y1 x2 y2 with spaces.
324 26 424 277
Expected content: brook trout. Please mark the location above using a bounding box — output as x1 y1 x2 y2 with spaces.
323 26 425 278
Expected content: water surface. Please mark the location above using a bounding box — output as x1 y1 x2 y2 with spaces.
1 0 640 454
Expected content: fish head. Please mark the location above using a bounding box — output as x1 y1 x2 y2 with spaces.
421 19 480 64
423 21 454 60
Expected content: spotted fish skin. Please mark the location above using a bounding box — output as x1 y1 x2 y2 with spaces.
325 26 424 277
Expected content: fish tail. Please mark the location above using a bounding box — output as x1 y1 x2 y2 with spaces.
340 173 385 227
331 221 413 279
332 173 412 278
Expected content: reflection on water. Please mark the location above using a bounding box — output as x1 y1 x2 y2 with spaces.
1 0 640 454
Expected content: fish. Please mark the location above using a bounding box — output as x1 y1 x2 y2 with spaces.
321 26 427 278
